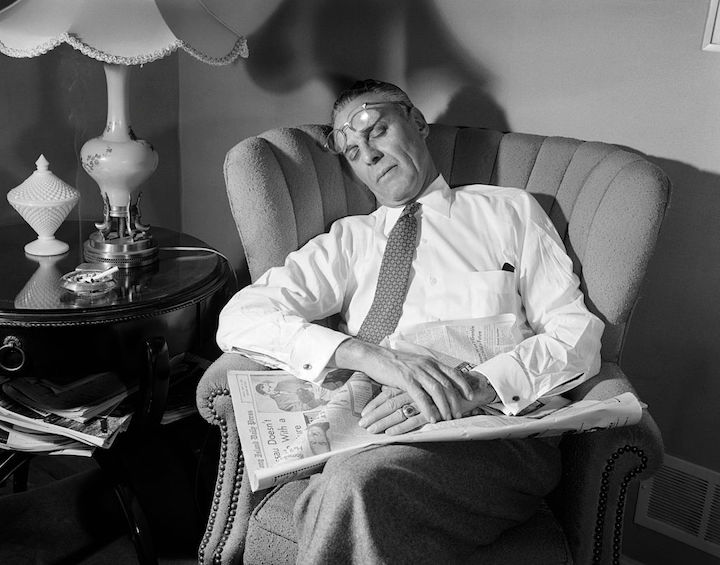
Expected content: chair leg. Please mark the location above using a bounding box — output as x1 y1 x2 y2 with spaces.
94 447 158 565
111 477 158 565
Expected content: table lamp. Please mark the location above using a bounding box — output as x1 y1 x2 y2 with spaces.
0 0 247 268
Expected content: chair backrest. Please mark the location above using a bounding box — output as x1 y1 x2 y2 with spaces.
223 124 670 363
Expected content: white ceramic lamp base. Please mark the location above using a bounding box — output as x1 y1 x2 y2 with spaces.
24 236 69 256
80 64 159 268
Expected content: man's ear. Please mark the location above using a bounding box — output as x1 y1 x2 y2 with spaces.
409 106 430 138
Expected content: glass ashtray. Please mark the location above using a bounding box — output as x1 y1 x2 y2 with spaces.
60 265 118 296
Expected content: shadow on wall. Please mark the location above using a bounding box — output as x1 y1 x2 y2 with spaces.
0 50 78 224
244 0 508 130
233 0 720 471
621 157 720 470
1 47 108 225
436 86 509 131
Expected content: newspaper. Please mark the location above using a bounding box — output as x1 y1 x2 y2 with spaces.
228 316 643 492
229 371 642 492
388 313 520 366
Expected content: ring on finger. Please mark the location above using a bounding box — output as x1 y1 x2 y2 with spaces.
401 403 419 419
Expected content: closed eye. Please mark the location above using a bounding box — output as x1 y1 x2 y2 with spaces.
369 122 388 139
345 145 360 161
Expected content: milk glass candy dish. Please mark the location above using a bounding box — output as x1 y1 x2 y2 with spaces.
7 155 80 256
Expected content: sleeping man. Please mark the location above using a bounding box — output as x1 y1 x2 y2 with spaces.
217 79 603 564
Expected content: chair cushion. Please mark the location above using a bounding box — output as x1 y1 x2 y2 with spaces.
243 478 572 565
244 479 309 565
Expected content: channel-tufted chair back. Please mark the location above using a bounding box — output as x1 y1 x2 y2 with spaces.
223 123 670 365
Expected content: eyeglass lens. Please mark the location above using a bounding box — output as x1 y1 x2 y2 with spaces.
328 106 384 154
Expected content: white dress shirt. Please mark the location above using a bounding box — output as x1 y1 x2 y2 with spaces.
217 175 604 415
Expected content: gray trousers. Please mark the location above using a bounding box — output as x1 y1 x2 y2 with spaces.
292 438 561 565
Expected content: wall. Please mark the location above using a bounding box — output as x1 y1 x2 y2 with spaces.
0 44 181 231
179 1 719 563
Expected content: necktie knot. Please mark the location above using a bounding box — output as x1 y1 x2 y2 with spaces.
401 201 421 218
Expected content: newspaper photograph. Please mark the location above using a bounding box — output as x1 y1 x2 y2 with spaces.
228 368 642 492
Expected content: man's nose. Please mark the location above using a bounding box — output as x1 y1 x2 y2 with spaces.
360 141 383 165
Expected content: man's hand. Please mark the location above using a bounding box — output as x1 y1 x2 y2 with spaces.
359 387 427 435
331 338 474 424
359 370 498 435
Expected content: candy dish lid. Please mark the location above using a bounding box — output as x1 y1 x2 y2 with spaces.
7 155 79 205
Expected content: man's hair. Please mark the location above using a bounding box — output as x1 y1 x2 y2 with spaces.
331 79 412 124
255 382 272 395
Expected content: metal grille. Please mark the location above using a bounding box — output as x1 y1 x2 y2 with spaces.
635 454 720 558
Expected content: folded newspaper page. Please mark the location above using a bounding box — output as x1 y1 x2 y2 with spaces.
388 314 521 366
228 315 642 492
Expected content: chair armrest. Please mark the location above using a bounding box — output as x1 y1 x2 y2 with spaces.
553 362 664 565
196 352 269 565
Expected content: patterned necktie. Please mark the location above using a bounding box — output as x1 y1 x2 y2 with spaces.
356 201 421 344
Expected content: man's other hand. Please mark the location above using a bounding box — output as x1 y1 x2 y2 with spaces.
359 382 490 435
331 338 474 424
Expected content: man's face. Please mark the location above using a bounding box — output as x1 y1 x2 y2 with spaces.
259 382 276 395
307 426 330 454
333 95 436 208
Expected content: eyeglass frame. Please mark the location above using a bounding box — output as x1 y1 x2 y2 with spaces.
324 100 413 156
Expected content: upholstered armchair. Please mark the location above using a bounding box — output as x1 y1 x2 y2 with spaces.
196 124 669 564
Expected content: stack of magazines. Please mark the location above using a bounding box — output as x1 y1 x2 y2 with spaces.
0 352 212 457
0 370 136 457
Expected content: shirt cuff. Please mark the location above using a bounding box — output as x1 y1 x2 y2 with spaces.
289 324 351 384
474 353 533 416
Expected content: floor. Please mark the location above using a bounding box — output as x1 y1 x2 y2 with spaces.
0 413 220 564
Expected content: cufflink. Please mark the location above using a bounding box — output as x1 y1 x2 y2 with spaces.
302 363 312 370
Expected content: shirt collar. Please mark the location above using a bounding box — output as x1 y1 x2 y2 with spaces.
380 175 453 236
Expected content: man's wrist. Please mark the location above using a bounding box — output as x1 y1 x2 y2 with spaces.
331 337 385 376
457 364 498 405
473 373 500 404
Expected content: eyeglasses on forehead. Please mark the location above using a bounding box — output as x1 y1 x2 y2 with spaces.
324 100 412 155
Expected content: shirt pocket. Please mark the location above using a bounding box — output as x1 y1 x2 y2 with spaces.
430 270 518 319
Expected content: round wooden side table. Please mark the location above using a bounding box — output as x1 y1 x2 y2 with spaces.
0 220 233 564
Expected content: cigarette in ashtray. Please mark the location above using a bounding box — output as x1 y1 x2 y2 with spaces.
73 266 119 284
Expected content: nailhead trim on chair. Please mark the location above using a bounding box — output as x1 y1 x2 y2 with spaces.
197 387 245 565
592 445 648 565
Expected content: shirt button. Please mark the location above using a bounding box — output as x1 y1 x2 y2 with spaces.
512 395 520 401
302 363 312 371
429 276 437 285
